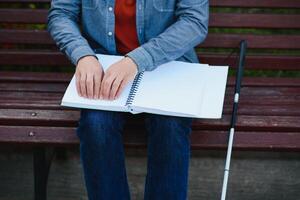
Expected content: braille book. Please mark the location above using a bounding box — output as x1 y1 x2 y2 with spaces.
61 54 228 118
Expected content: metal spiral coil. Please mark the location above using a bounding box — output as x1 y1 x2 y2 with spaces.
125 71 144 106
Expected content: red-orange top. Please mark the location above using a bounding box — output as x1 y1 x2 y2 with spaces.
114 0 140 55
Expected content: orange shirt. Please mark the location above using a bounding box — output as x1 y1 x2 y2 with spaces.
114 0 140 55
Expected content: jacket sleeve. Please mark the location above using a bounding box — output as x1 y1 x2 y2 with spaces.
126 0 209 73
47 0 96 66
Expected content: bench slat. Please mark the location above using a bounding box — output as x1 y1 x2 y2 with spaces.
2 30 299 50
1 82 300 96
0 29 54 45
0 0 49 2
2 72 300 87
0 91 62 100
0 92 300 106
3 91 299 106
0 126 299 151
0 100 299 116
1 9 299 29
1 51 300 70
210 0 300 8
0 108 79 127
190 130 300 151
210 13 300 29
201 34 300 49
0 9 46 23
195 115 300 132
0 51 71 66
199 53 300 71
1 0 299 9
0 82 67 92
0 109 299 131
1 92 299 106
0 71 72 83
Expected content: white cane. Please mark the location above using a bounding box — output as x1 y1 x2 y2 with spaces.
220 40 247 200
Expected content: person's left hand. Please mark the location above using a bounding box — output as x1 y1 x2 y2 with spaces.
100 56 138 100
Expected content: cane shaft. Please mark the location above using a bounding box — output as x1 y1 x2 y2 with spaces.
220 40 247 200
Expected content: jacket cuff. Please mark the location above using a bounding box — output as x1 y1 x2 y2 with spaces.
125 46 153 73
69 45 96 66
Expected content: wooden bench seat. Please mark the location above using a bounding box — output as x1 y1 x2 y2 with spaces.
1 71 299 150
0 0 299 199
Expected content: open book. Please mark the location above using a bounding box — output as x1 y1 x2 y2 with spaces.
61 54 228 118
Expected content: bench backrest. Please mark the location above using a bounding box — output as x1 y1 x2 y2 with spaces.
0 0 299 72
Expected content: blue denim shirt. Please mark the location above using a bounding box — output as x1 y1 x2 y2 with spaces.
47 0 209 73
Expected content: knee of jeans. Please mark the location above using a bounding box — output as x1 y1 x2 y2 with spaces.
76 109 123 143
146 115 193 157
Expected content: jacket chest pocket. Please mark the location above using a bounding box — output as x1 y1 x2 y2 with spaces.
153 0 175 12
82 0 100 9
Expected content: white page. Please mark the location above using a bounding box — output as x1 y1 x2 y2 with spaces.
131 61 211 118
196 66 229 118
132 61 228 118
61 54 133 112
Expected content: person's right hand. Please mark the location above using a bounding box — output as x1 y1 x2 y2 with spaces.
75 55 104 99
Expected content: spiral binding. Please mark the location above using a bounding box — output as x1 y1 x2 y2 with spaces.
125 72 144 107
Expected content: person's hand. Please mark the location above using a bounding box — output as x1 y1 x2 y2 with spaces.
75 55 104 99
100 57 138 100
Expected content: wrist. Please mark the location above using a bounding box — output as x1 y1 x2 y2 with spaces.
124 56 138 73
78 55 98 64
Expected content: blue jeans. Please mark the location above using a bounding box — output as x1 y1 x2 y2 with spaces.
76 109 194 200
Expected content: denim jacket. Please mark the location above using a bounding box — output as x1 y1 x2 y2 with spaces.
47 0 209 73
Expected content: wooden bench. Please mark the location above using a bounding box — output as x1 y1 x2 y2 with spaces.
0 0 299 199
